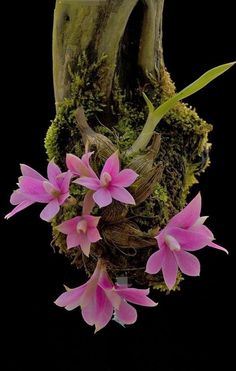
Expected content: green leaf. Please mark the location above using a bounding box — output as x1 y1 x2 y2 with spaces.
151 61 235 124
128 61 235 155
142 92 154 113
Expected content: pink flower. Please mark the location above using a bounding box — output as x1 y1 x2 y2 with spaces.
74 151 138 208
5 161 72 222
55 260 157 332
66 152 97 178
146 193 228 290
56 215 101 257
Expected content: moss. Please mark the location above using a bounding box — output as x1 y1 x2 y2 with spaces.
151 271 184 292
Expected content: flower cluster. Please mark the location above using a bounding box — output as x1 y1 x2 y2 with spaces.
5 151 228 332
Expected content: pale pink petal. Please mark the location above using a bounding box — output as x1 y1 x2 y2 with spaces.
81 286 104 327
10 190 28 205
80 234 91 257
58 192 70 205
95 288 114 333
174 250 200 276
93 188 112 207
162 247 178 290
115 300 137 325
66 153 90 177
81 152 94 167
112 169 138 187
189 224 214 240
101 152 120 177
208 241 229 254
146 249 165 274
19 177 51 202
5 200 34 219
60 171 73 194
116 287 157 307
67 232 81 249
87 227 101 243
20 164 46 181
40 199 60 221
98 269 114 290
47 161 61 186
84 215 100 228
56 217 80 234
109 186 135 205
74 177 100 190
43 181 59 195
54 284 87 310
104 290 122 310
169 193 202 228
82 191 96 215
168 227 210 251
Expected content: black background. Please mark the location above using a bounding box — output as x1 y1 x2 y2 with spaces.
1 1 235 370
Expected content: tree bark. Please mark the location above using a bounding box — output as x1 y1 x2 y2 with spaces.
53 0 165 105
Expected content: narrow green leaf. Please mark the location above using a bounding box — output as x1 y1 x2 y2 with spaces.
127 61 235 155
151 61 236 125
142 92 154 113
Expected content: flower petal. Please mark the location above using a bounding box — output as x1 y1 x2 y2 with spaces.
79 234 91 257
112 169 138 187
74 177 100 190
10 190 28 205
94 288 114 333
47 161 61 186
82 286 112 331
208 241 229 254
169 193 202 228
19 176 51 202
60 171 73 194
43 181 59 195
20 164 45 181
83 215 100 228
116 287 157 307
5 200 34 219
109 186 135 205
168 227 210 251
87 227 101 243
54 284 87 310
189 223 214 240
162 247 178 290
56 217 80 234
66 153 91 177
66 232 81 249
146 249 165 274
174 250 200 276
93 188 112 207
40 199 60 221
115 301 137 325
101 152 120 177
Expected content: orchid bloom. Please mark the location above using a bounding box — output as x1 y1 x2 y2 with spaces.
56 215 101 257
146 193 228 290
73 151 138 208
55 260 157 332
5 161 72 222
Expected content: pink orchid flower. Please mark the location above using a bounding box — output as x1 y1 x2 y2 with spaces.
66 152 97 178
74 151 138 208
5 161 72 222
56 214 101 257
55 260 157 333
146 193 228 290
